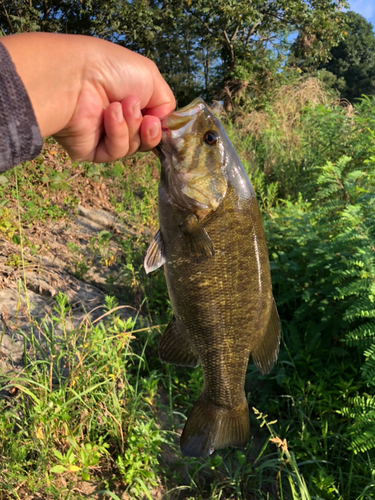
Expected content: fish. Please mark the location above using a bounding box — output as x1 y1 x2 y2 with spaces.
144 97 280 458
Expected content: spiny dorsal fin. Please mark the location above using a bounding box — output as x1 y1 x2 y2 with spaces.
144 229 165 274
251 299 281 375
159 316 200 367
180 395 249 457
179 214 214 262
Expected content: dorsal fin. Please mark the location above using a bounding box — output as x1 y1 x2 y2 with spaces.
251 299 281 375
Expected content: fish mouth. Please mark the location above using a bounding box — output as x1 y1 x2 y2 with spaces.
156 98 206 158
153 143 163 158
161 97 205 134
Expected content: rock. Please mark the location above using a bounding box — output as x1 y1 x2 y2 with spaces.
77 205 118 229
73 215 107 236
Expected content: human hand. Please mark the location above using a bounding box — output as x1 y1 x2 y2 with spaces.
2 33 175 162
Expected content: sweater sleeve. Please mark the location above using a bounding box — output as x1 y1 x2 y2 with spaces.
0 42 43 172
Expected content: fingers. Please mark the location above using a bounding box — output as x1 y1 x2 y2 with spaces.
93 96 162 163
93 102 131 163
138 115 161 152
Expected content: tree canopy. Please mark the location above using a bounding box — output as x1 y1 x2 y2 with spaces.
1 0 349 105
321 11 375 102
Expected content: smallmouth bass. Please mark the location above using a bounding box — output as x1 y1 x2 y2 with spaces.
144 98 280 457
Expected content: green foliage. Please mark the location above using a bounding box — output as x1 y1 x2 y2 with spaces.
321 11 375 102
4 80 375 499
260 132 375 492
0 0 124 38
116 419 161 497
0 202 18 241
67 241 91 280
234 79 375 198
1 161 70 225
50 439 109 480
0 293 163 497
0 0 349 106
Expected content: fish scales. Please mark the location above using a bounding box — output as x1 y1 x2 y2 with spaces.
145 98 281 457
161 187 271 403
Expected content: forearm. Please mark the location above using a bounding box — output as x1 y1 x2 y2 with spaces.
0 42 42 171
1 33 86 138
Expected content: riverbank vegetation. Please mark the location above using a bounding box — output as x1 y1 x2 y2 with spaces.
1 2 375 498
1 76 374 498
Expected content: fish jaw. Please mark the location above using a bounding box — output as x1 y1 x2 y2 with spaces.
158 98 206 169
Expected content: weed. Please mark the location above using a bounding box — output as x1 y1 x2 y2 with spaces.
0 294 164 498
67 242 91 280
0 203 18 242
51 439 110 481
89 230 117 267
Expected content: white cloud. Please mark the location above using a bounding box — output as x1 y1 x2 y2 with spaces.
348 0 375 20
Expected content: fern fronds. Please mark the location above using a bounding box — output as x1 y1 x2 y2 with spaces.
345 322 375 346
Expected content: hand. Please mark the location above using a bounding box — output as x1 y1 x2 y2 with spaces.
2 33 175 162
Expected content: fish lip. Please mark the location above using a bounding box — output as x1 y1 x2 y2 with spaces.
161 100 204 139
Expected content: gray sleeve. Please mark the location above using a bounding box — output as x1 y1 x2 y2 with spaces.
0 42 43 172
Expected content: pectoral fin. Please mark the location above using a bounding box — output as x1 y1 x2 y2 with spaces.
251 299 281 375
159 316 199 367
179 215 215 262
144 229 165 274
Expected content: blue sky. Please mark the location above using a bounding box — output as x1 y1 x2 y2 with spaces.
348 1 375 27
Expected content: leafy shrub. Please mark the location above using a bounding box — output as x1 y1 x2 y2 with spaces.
258 143 375 496
233 79 375 199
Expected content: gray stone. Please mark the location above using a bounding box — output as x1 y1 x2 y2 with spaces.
77 205 118 229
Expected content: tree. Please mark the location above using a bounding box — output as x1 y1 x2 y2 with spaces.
320 11 375 101
0 0 127 38
0 0 349 106
155 0 349 106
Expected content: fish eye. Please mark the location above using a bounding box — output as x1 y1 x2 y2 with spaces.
203 130 219 146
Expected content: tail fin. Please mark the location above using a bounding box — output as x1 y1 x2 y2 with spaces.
180 396 249 457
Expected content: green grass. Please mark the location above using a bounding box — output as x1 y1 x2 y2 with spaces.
0 293 162 498
0 289 303 500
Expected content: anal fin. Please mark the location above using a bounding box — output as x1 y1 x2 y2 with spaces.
159 317 199 367
180 395 250 457
144 229 165 274
251 299 281 375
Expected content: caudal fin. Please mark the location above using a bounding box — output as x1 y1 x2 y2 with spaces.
180 397 249 457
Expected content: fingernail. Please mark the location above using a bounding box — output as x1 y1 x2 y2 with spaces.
133 101 141 120
149 123 159 139
114 103 123 123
